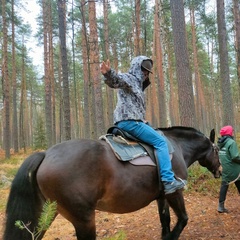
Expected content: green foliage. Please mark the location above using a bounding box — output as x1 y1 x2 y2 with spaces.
15 220 26 230
33 116 47 150
0 196 7 212
103 231 126 240
36 200 57 233
186 163 239 197
1 156 23 165
0 156 24 188
3 168 18 179
186 164 221 197
15 200 57 240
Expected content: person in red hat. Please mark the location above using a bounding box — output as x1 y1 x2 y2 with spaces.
217 125 240 213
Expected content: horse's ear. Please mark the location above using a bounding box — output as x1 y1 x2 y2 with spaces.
210 129 215 143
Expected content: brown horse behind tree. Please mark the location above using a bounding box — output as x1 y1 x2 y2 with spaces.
3 126 221 240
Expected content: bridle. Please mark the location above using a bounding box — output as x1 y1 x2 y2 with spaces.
210 143 221 176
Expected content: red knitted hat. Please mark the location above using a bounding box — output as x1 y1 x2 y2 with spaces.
220 125 233 136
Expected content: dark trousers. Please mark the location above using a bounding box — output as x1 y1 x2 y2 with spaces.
219 180 240 203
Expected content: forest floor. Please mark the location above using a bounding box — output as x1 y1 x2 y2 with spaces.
0 189 239 240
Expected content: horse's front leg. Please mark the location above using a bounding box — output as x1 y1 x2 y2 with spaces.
164 191 188 240
68 209 96 240
156 196 171 238
74 221 96 240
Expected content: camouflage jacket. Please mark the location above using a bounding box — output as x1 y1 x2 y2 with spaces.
103 56 151 124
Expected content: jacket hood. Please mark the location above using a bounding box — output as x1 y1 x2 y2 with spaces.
128 56 153 83
220 125 233 136
217 135 233 148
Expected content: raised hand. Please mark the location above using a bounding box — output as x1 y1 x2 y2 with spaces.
100 59 110 74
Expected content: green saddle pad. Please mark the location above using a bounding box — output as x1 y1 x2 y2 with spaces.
100 135 147 161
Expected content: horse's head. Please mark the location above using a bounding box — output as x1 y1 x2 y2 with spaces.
160 127 222 178
209 143 221 178
198 129 221 178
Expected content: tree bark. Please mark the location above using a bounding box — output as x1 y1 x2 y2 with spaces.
217 0 235 126
58 0 71 140
233 0 240 91
89 0 104 138
170 0 196 127
2 0 11 158
134 0 141 55
154 0 167 127
103 0 114 127
42 0 53 146
19 36 28 153
11 0 19 153
190 6 207 132
80 0 91 138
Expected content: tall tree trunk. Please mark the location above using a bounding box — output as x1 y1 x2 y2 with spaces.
19 38 27 153
167 41 180 126
217 0 234 126
2 0 11 158
89 1 104 138
42 0 53 147
162 2 180 126
71 0 79 138
58 0 71 140
190 7 207 132
11 0 19 153
170 0 196 127
154 0 167 127
80 0 91 139
57 48 63 141
49 2 56 144
134 0 141 55
142 0 148 54
149 2 159 127
233 0 240 91
103 0 114 127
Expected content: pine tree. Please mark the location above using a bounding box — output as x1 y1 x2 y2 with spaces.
33 117 47 150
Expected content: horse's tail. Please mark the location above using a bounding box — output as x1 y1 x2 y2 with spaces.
3 152 46 240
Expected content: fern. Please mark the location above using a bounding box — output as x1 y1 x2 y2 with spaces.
15 200 57 240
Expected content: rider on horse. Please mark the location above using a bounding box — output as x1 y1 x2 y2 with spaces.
100 55 186 194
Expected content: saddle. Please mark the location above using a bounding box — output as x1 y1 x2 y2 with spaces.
99 126 174 167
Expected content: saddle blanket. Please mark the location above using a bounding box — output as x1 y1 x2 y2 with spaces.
100 134 156 166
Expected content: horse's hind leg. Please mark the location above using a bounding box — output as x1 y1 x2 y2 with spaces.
156 197 170 237
164 191 188 240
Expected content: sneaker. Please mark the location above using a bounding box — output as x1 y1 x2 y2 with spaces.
163 179 186 195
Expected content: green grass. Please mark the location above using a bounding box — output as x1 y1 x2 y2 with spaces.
0 153 27 211
186 164 220 196
0 196 7 211
0 157 23 189
1 156 24 164
186 163 238 197
103 231 126 240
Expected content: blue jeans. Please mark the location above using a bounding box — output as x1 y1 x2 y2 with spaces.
116 120 174 182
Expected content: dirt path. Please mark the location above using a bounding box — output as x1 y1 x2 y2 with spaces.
2 192 236 240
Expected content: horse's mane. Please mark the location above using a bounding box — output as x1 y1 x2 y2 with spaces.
157 126 205 137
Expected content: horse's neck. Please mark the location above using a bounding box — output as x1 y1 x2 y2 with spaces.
179 140 203 168
185 159 198 168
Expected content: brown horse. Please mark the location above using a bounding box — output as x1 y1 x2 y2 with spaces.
3 127 220 240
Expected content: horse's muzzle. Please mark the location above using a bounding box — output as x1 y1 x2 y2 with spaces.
213 166 222 178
